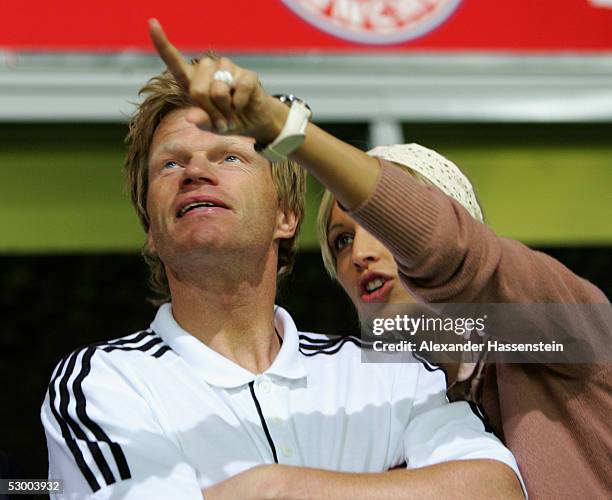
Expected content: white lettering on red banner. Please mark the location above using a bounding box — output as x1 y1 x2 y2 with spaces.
282 0 462 44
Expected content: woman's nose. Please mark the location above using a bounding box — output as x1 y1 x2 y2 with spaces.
351 229 382 269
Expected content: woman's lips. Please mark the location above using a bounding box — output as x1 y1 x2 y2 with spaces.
360 278 394 303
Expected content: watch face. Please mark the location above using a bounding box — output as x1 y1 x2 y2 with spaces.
273 94 312 112
273 94 293 105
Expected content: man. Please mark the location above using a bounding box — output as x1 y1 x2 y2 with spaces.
40 20 524 499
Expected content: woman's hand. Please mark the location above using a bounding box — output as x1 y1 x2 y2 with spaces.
148 17 379 209
148 18 287 145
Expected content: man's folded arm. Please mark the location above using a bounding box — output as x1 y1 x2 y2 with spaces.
204 362 525 500
203 459 522 500
400 361 525 498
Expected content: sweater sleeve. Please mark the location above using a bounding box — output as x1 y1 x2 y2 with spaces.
350 159 608 304
349 159 610 373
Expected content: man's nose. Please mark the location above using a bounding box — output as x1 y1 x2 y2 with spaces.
351 229 381 269
181 156 219 188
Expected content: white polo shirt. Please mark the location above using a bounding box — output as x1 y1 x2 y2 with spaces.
42 304 524 499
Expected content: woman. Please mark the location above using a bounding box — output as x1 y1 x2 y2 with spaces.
316 143 611 498
317 143 484 382
148 21 610 497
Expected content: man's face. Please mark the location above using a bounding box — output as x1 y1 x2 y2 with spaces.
146 107 295 268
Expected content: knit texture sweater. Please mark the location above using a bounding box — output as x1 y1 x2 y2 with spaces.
350 159 611 499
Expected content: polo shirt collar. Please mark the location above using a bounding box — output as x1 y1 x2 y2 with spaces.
151 303 307 389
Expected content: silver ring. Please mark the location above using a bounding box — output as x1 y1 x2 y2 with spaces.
212 70 234 86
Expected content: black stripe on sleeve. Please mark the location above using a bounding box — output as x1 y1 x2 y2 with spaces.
105 330 154 347
412 353 450 388
47 329 170 491
50 347 133 492
298 334 336 344
248 382 278 464
100 331 171 358
467 400 495 434
59 350 116 486
74 347 132 480
102 336 162 354
299 336 366 356
152 345 172 358
48 353 101 492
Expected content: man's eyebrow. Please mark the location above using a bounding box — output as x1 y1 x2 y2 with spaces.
220 138 257 152
154 138 254 156
148 143 181 165
153 142 185 155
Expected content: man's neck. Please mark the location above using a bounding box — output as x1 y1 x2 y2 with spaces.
167 251 281 374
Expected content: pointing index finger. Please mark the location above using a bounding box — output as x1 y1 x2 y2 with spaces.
148 18 193 90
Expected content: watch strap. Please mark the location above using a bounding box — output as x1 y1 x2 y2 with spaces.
256 96 312 162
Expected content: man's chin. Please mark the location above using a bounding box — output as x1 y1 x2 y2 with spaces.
156 237 231 263
171 227 232 251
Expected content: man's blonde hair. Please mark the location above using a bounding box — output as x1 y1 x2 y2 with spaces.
124 66 306 304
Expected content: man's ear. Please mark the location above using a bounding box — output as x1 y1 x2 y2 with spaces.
274 207 298 241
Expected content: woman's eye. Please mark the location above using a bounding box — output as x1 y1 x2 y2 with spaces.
162 160 179 170
333 233 354 253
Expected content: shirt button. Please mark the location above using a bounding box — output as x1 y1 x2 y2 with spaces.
282 446 293 458
258 380 271 394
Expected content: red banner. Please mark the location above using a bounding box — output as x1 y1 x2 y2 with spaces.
2 0 612 53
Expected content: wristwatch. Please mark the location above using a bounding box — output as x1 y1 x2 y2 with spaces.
256 94 312 162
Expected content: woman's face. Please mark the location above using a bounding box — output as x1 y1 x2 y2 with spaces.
327 202 416 317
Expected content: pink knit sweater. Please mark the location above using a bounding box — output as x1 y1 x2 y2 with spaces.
350 160 611 499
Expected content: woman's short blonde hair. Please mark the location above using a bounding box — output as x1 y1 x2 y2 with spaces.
124 65 306 304
317 144 483 282
316 166 429 281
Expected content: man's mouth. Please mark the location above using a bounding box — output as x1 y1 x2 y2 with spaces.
177 200 228 218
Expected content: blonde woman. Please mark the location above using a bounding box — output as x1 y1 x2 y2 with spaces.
314 142 611 499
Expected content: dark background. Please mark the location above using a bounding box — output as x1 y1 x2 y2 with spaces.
0 248 610 483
